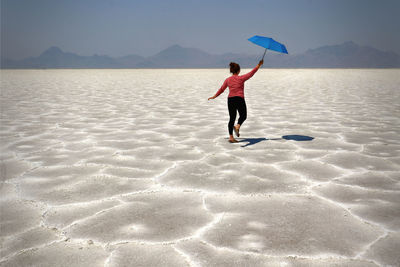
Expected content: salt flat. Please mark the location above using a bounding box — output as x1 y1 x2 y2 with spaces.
1 69 399 266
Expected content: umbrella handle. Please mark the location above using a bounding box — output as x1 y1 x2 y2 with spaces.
262 48 267 60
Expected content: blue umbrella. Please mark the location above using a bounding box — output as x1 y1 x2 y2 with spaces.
248 35 288 60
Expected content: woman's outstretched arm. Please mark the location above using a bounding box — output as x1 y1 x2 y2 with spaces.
240 60 264 81
208 79 228 100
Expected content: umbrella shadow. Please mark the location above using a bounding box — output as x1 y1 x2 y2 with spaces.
282 135 314 141
239 135 314 147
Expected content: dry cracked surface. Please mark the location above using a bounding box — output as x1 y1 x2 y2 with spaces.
1 69 400 266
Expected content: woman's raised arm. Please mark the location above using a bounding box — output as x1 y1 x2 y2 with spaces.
240 60 264 81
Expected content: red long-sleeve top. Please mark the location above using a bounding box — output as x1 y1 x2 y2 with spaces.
215 66 259 98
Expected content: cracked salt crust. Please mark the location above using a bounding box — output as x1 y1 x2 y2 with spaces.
1 69 399 266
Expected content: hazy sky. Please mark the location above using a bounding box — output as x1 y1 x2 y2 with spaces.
1 0 400 60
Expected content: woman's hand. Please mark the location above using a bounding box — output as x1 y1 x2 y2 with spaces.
258 60 264 67
208 96 216 100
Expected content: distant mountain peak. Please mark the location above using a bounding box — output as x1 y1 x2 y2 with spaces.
154 44 209 57
167 44 183 49
48 46 63 52
40 46 64 57
342 41 357 47
306 41 360 55
343 41 356 45
160 44 204 54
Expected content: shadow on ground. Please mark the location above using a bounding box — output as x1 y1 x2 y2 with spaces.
239 135 314 147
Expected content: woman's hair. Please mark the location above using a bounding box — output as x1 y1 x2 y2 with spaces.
229 62 240 74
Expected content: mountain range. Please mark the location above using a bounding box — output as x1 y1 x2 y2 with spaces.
1 42 399 69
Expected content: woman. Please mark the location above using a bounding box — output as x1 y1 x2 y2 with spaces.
208 60 263 143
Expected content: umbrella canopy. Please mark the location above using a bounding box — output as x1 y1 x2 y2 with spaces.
248 35 288 59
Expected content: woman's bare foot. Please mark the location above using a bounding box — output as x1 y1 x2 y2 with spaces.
229 135 238 143
234 125 240 137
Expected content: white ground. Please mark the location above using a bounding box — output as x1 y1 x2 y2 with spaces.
1 69 399 267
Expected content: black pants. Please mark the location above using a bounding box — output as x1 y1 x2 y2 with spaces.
228 96 247 135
